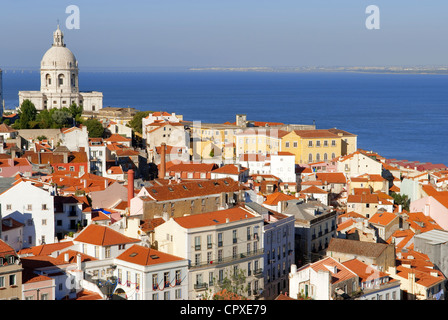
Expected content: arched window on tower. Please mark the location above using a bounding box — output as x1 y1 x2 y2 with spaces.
46 74 51 86
58 74 64 86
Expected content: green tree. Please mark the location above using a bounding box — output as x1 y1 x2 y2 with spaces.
68 102 83 124
36 109 54 129
390 192 410 211
84 118 104 138
204 268 249 300
128 111 151 134
14 99 37 129
52 109 73 128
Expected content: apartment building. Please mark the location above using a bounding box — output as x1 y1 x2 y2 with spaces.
245 202 295 300
281 129 344 165
154 206 265 300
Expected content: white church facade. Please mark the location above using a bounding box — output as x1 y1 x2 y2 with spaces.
19 25 102 112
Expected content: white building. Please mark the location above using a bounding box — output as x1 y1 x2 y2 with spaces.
60 126 89 152
336 151 382 178
289 256 359 300
18 25 102 112
0 180 56 248
88 138 110 176
238 152 296 183
1 217 24 252
114 244 189 300
245 202 295 300
154 206 265 300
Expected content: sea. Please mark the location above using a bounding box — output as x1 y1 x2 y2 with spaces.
2 70 448 166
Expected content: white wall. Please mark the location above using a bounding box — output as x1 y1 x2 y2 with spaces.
0 181 55 248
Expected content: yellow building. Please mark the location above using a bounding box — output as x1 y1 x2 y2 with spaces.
235 128 289 157
281 129 344 165
328 128 358 155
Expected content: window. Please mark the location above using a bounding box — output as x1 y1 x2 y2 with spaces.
6 204 11 210
293 141 298 148
207 235 212 249
285 142 290 148
233 230 237 243
9 274 16 286
218 233 223 247
195 253 201 266
233 246 237 259
27 204 32 211
308 141 313 147
175 289 182 299
105 246 111 258
164 272 170 288
0 276 4 288
308 153 313 163
323 140 328 147
152 274 158 290
42 219 47 226
332 140 336 146
42 204 48 210
175 270 181 285
194 236 201 250
316 141 321 147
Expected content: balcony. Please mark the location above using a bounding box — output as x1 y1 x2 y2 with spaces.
253 268 263 278
189 249 264 270
194 282 208 291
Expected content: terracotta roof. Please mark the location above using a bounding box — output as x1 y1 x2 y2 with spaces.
263 192 297 206
300 185 328 194
0 123 17 133
105 133 131 142
347 193 379 204
422 185 448 209
212 164 248 175
406 211 443 233
308 256 357 285
293 129 340 139
141 177 245 202
395 265 445 288
369 211 397 226
0 239 16 258
140 218 166 233
327 238 390 258
168 162 217 173
18 241 74 257
173 206 257 229
74 224 140 246
342 258 389 282
316 172 347 184
116 244 185 266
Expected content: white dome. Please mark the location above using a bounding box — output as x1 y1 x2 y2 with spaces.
41 46 77 69
41 25 77 70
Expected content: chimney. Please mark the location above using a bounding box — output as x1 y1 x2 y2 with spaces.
64 252 69 263
159 143 167 179
128 169 134 208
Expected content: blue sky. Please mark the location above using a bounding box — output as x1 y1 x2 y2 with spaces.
1 0 447 68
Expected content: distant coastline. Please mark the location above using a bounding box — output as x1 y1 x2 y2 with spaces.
188 66 448 75
2 66 448 75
